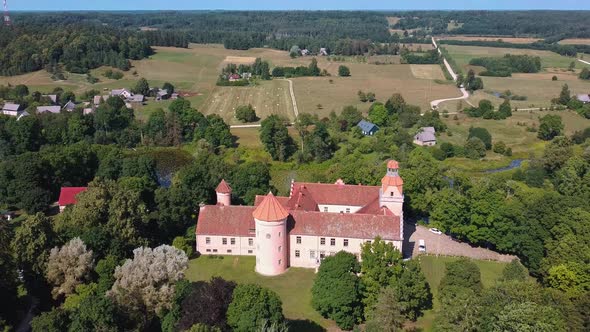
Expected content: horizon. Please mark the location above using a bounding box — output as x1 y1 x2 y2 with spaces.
9 0 590 11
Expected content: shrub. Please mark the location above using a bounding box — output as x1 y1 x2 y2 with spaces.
338 65 351 77
235 104 257 123
493 141 506 154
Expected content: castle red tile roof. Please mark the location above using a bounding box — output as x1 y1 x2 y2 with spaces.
381 174 404 193
355 196 395 216
254 195 290 206
58 187 88 207
291 182 380 207
196 205 401 241
285 185 319 211
252 192 290 222
387 160 400 169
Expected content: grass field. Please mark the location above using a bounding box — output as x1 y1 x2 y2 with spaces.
185 255 332 331
559 38 590 45
410 65 446 80
441 36 541 44
185 254 508 332
444 44 590 70
436 109 590 172
414 255 508 331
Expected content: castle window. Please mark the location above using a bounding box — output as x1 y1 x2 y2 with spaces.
279 232 281 237
344 239 349 247
206 249 211 252
205 237 211 244
227 249 232 253
323 207 328 212
310 250 316 259
248 250 253 254
296 236 301 244
278 246 282 252
222 238 227 245
248 238 254 246
390 192 394 197
320 251 326 260
266 234 271 239
212 249 218 253
278 259 281 265
295 250 300 257
320 238 326 245
230 238 236 245
367 240 372 244
330 238 335 246
346 208 350 213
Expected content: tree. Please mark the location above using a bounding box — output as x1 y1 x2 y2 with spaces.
163 82 175 94
439 259 483 295
360 237 403 317
133 78 150 96
365 287 404 332
538 114 564 140
178 278 236 331
260 115 296 161
312 251 362 330
464 137 486 159
338 65 351 77
498 99 512 118
366 92 376 102
46 238 94 300
368 103 388 127
12 213 55 280
579 67 590 80
0 222 17 330
493 141 506 154
31 308 70 332
69 294 121 332
558 84 571 105
468 127 492 149
227 284 284 332
203 114 233 147
493 302 567 332
108 245 188 327
358 90 367 102
391 260 433 321
340 106 362 130
235 104 257 123
501 259 529 282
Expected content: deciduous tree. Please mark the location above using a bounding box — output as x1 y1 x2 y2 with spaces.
46 238 94 299
227 284 284 332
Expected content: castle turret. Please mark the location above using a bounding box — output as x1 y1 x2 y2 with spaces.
252 192 289 276
380 160 404 238
215 179 232 206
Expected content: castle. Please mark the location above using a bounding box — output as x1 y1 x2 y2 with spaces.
195 160 404 276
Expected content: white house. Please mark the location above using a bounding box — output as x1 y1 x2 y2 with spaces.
414 127 437 146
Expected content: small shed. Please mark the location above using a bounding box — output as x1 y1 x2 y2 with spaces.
357 120 379 136
414 127 437 146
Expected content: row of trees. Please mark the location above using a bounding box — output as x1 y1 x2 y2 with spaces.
469 54 542 77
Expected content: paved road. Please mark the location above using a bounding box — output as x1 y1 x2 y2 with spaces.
403 223 517 262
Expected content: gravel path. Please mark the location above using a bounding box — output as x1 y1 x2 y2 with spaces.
403 223 517 262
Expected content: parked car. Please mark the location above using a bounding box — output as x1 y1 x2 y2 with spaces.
418 239 426 252
429 227 442 235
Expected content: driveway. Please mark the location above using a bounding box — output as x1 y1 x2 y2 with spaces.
403 223 517 262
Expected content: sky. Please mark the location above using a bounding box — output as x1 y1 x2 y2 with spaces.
9 0 590 11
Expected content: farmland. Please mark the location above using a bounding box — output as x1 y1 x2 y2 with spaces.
558 38 590 45
440 36 541 44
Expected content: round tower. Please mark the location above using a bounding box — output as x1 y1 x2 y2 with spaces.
215 179 232 206
252 192 289 276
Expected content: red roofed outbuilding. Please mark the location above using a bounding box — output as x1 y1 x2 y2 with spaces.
58 187 88 212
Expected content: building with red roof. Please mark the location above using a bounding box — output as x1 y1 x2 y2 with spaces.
58 187 88 212
196 160 404 275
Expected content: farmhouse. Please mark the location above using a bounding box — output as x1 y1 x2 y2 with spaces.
155 89 170 101
228 73 242 82
62 100 76 111
58 187 88 212
414 127 437 146
111 89 133 99
357 120 379 136
196 160 404 276
2 103 23 117
36 106 61 114
127 94 145 103
577 94 590 104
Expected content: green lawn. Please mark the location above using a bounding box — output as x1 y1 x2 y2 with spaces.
185 256 331 331
414 255 509 331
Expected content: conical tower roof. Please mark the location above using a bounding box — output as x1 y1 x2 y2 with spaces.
253 192 290 222
215 179 232 194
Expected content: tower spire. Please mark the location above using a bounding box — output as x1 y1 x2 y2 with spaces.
3 0 11 26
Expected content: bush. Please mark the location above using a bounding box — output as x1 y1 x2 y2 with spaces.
493 141 506 154
338 65 351 77
235 104 257 123
468 127 492 149
465 137 487 159
552 75 558 81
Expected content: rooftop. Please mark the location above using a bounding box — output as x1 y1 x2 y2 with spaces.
58 187 88 207
252 192 290 222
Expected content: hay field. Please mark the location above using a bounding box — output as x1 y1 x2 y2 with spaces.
441 36 541 44
200 79 293 125
558 38 590 45
223 56 256 64
292 63 459 116
410 65 445 80
444 44 588 70
401 43 435 51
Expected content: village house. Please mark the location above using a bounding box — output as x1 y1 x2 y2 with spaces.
228 73 242 82
196 160 404 276
93 95 103 106
155 88 170 101
319 48 329 56
58 187 88 212
42 94 58 104
2 103 23 117
577 94 590 104
301 49 310 56
414 127 437 146
357 120 379 136
127 94 145 104
111 89 133 99
36 106 61 114
62 100 77 112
